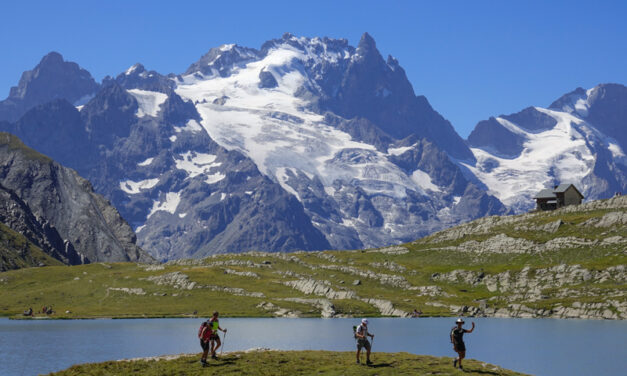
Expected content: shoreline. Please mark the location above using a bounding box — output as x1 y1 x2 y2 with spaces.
5 313 624 321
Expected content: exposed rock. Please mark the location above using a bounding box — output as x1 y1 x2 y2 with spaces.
107 287 146 295
369 261 406 272
283 278 356 300
281 297 336 318
367 246 409 255
203 285 264 297
223 268 259 278
145 272 196 290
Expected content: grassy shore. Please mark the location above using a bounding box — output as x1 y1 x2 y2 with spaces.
50 350 528 376
1 197 625 320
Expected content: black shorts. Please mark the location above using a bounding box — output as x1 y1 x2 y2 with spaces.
454 342 466 352
200 339 209 351
357 339 371 350
210 333 220 341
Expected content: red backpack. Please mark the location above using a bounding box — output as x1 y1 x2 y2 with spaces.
198 321 212 341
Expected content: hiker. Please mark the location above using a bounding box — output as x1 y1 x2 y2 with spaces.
355 318 374 365
23 307 33 316
450 318 475 369
198 321 212 366
412 308 422 317
209 311 227 359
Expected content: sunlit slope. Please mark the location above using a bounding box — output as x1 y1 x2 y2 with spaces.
2 196 625 320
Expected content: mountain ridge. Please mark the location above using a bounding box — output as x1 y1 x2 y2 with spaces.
0 33 624 260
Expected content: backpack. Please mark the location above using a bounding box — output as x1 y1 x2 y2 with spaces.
353 325 357 339
198 322 206 339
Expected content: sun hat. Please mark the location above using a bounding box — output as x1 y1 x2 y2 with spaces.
456 318 464 324
362 319 369 325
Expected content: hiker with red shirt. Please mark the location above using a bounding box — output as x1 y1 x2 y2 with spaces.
198 321 213 366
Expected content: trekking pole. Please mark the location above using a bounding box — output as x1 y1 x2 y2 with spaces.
221 331 227 356
370 336 375 362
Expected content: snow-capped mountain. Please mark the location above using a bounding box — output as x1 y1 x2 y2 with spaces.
464 84 627 212
0 34 510 259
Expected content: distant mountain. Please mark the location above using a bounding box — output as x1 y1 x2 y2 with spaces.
0 34 509 259
464 83 627 212
0 52 99 122
0 132 152 264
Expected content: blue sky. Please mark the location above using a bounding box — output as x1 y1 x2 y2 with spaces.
1 0 626 137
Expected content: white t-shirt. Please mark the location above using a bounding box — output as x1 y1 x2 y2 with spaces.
356 324 370 339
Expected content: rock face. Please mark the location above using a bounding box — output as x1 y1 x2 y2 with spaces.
0 52 99 122
465 84 627 212
0 132 152 264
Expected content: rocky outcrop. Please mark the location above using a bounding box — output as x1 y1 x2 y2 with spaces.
0 133 152 264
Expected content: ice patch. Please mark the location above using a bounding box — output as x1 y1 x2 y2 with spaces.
120 178 160 194
410 169 440 192
174 119 204 133
127 89 168 118
147 192 181 219
179 213 187 218
276 167 300 200
205 172 226 185
169 135 177 142
175 151 221 179
137 157 154 167
387 144 415 156
608 143 626 159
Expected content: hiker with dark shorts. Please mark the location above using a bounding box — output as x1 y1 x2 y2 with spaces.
198 321 212 366
209 311 227 359
450 318 475 370
355 319 374 365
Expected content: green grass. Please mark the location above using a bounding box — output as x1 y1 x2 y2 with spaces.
0 222 62 272
50 350 528 376
1 197 625 319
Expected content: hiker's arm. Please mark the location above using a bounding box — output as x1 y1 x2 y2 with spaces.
465 322 475 333
219 326 226 332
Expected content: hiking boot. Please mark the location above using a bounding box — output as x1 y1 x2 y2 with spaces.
211 354 218 360
366 360 373 366
453 359 457 368
356 359 360 364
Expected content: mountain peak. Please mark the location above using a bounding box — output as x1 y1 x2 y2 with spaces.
40 51 64 66
0 52 99 122
356 32 377 54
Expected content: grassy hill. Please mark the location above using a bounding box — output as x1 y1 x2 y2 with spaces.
0 222 62 271
1 196 625 319
50 350 528 376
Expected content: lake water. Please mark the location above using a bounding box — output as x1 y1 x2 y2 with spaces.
1 317 625 375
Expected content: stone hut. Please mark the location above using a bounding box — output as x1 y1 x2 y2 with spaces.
534 184 584 210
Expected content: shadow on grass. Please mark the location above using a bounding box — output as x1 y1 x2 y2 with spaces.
368 362 392 368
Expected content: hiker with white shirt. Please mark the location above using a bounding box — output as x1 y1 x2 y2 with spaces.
354 319 374 365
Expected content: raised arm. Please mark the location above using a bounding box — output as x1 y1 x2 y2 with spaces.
465 322 475 333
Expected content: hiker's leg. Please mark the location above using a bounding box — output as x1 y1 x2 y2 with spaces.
458 350 465 367
214 337 221 353
356 346 361 362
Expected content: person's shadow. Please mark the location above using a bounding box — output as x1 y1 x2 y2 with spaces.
368 362 392 368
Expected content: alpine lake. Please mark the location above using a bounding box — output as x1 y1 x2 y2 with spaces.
1 317 625 376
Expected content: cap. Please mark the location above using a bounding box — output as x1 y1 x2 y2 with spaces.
361 319 369 325
456 318 464 324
